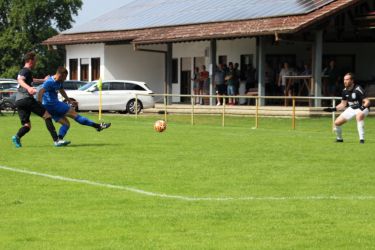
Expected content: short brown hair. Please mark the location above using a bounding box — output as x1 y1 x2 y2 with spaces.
345 72 355 80
24 52 36 62
56 66 68 76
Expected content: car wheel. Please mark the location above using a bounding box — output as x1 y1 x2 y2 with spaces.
126 99 142 114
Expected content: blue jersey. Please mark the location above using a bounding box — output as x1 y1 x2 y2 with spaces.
42 76 63 106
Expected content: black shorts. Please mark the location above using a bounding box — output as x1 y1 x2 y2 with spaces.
216 84 227 95
15 97 46 125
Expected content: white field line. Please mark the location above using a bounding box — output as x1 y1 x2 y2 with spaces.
1 165 375 202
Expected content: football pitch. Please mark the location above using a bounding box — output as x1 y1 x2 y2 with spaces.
1 114 375 249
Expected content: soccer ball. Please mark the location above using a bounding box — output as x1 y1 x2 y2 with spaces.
154 120 167 132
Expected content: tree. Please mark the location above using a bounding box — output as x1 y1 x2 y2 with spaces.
0 0 82 78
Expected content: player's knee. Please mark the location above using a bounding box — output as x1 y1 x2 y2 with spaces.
23 124 31 132
334 119 344 126
356 113 365 121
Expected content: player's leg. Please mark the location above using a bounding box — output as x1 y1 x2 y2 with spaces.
355 108 369 143
334 108 355 142
30 99 61 144
57 117 71 140
12 99 32 148
65 107 111 131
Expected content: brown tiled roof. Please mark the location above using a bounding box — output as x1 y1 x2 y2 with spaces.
43 0 360 46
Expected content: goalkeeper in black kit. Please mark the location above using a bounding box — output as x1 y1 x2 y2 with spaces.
323 73 370 144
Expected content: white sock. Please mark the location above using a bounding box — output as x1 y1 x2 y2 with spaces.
357 120 365 140
335 126 343 140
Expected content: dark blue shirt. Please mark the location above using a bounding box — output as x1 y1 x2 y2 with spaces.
42 76 63 106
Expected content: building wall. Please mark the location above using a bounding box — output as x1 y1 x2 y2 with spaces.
66 43 105 82
104 44 165 94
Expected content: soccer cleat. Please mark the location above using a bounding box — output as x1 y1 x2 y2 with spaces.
54 140 71 147
360 139 365 144
12 135 22 148
97 122 111 132
336 139 344 143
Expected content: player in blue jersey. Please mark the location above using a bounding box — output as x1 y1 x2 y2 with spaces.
37 67 111 144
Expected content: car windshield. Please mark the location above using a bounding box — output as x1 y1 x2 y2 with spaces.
78 82 96 91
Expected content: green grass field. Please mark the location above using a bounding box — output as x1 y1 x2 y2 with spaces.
1 113 375 249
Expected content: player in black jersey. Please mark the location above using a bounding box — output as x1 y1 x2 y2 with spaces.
323 73 370 144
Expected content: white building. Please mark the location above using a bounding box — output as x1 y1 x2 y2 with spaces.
44 0 375 105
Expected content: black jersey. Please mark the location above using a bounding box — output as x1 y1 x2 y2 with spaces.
16 67 34 101
342 84 366 109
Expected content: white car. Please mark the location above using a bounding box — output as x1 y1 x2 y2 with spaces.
63 80 155 114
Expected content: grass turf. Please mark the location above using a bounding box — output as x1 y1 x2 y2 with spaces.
0 113 375 249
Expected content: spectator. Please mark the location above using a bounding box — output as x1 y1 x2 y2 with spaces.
192 67 200 104
234 63 241 104
199 65 209 104
278 62 293 96
225 62 236 105
322 60 340 96
245 64 257 91
213 64 226 105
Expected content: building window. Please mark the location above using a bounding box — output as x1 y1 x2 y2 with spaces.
80 58 89 81
91 58 100 80
69 59 78 80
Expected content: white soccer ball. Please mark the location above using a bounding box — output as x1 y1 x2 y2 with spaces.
154 120 167 132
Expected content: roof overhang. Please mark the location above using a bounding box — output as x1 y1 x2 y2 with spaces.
43 0 361 46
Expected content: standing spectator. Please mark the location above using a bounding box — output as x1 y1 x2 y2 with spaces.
322 60 340 96
192 67 200 104
245 64 257 91
199 65 209 104
234 63 241 104
213 64 226 105
278 62 293 96
225 62 236 105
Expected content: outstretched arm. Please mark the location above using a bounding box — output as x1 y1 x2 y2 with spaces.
323 100 347 112
37 88 46 103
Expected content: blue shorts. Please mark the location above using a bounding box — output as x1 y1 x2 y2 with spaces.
227 85 235 96
44 102 70 122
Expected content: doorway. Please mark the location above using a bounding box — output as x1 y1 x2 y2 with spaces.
180 57 192 103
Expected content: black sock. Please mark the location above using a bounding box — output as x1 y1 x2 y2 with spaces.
16 126 30 138
45 118 58 142
93 123 100 129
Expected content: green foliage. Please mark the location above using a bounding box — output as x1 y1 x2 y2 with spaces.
1 114 375 249
0 0 82 78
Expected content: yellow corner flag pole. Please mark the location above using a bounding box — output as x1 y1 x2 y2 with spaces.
98 77 103 121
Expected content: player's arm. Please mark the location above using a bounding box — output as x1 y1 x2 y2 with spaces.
17 75 36 95
59 88 70 102
360 98 370 111
59 88 77 106
37 87 46 103
33 76 49 84
323 100 347 112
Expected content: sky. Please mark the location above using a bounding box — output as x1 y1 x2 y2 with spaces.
73 0 133 27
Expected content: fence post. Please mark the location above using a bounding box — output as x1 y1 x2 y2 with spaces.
255 97 259 129
292 97 296 130
191 95 195 125
222 96 226 127
164 95 167 122
332 98 336 132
